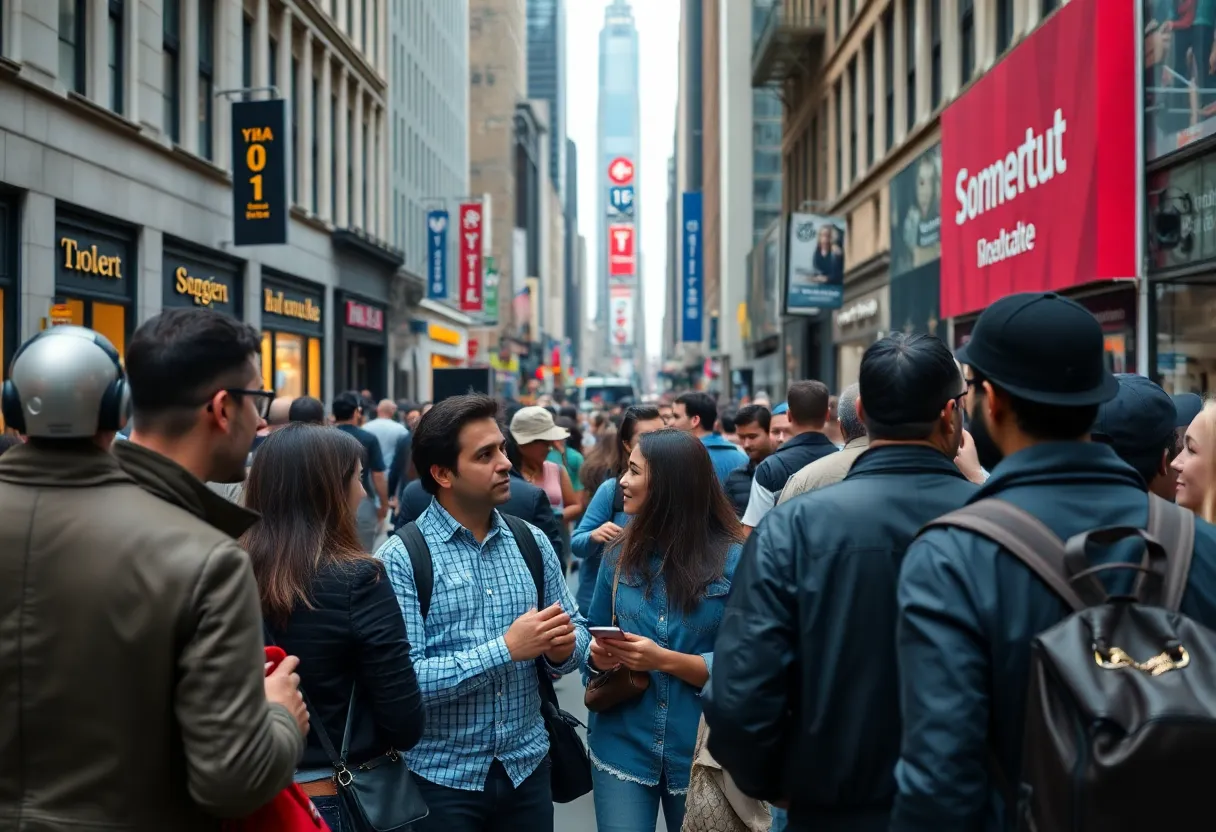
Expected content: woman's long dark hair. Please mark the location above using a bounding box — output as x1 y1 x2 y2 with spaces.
241 424 374 624
615 429 743 613
556 416 583 457
582 404 660 495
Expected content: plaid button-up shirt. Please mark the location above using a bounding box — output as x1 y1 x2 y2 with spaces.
377 499 589 791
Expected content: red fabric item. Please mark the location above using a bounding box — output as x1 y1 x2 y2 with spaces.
223 647 331 832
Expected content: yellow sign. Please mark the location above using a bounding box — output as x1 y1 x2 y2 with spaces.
50 303 73 327
175 267 230 306
61 237 122 279
264 289 321 323
428 323 461 346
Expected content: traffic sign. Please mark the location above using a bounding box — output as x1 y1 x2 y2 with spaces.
607 157 635 186
609 185 634 216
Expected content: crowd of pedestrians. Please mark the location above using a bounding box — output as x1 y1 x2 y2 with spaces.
6 291 1216 832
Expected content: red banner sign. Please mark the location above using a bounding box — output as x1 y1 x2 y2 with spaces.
345 300 384 332
458 203 484 312
939 0 1135 319
608 223 636 277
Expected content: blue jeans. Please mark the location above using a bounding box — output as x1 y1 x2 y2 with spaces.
591 767 686 832
771 806 789 832
412 758 552 832
312 795 345 832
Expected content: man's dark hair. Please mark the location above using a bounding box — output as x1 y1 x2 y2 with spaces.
411 394 502 495
787 380 831 427
331 391 363 423
860 333 962 441
126 308 262 436
559 405 579 422
972 370 1100 443
675 391 718 431
734 404 771 432
288 396 325 425
719 411 737 435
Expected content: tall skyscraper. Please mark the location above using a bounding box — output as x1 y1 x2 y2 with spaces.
527 0 567 200
597 0 642 379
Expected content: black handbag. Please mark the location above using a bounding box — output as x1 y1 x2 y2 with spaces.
306 684 429 832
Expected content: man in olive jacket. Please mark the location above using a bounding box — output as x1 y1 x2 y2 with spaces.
0 314 306 832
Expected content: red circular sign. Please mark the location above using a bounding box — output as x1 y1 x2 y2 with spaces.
607 157 635 186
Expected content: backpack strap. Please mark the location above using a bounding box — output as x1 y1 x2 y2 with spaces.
502 513 546 607
394 522 434 620
923 499 1088 613
611 476 624 515
1147 494 1196 612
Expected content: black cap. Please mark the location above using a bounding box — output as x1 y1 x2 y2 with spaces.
955 292 1118 406
1172 393 1203 429
1091 374 1177 470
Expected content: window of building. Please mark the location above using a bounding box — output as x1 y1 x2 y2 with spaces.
362 0 369 53
930 0 941 110
834 80 843 195
807 115 817 200
59 0 86 94
864 35 875 167
163 0 180 142
361 119 369 227
291 56 299 203
960 0 975 82
848 59 858 180
996 0 1014 54
108 0 124 114
905 0 916 131
834 0 842 42
883 7 894 151
198 0 214 160
346 0 353 38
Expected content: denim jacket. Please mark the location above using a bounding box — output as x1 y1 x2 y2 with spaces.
570 478 631 613
583 542 743 794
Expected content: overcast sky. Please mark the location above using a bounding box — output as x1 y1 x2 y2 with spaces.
566 0 680 360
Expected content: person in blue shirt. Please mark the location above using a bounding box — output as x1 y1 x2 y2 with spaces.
671 391 747 483
376 394 590 832
584 428 745 832
571 405 666 613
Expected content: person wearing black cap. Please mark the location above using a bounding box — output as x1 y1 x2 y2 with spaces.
1091 374 1191 501
892 293 1216 830
704 333 977 832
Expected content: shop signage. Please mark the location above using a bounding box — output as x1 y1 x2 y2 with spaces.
61 237 123 279
608 223 636 279
345 300 384 332
889 145 942 278
609 186 635 217
428 323 461 346
483 258 500 325
55 221 133 300
837 298 879 326
262 279 323 336
426 209 448 300
681 191 703 342
785 212 846 312
939 0 1135 319
174 269 229 306
458 203 484 312
162 250 241 315
232 99 288 246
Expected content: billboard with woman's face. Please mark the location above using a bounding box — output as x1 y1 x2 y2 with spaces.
889 144 942 277
785 213 846 313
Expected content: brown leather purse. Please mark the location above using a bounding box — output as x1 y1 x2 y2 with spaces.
584 559 650 713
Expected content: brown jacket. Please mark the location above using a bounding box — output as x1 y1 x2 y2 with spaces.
0 441 303 831
777 436 870 505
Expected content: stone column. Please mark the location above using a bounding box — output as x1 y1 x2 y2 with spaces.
182 0 200 154
277 7 293 203
318 50 333 222
253 0 270 89
840 66 853 192
88 0 107 104
336 67 349 228
915 0 930 125
893 0 908 145
352 86 365 230
874 14 887 159
298 29 314 214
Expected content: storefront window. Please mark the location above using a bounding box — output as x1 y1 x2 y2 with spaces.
59 298 126 362
1156 280 1216 395
262 329 322 399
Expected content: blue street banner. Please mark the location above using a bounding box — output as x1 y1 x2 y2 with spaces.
681 192 703 343
426 210 449 300
609 185 635 217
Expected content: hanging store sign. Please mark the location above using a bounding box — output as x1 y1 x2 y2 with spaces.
232 99 288 246
426 209 449 300
681 191 703 342
610 286 635 347
458 203 484 312
608 223 636 279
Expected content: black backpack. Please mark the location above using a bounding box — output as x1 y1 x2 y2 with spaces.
393 515 593 804
924 494 1215 831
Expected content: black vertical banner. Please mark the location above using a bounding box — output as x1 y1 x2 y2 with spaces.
232 99 288 246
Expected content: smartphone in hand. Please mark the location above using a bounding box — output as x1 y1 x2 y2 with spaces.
589 626 627 641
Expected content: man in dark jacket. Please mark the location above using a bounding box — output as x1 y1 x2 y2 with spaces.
891 292 1216 831
705 333 977 832
741 380 839 532
724 404 773 518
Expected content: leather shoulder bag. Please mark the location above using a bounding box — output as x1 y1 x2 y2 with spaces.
584 557 650 712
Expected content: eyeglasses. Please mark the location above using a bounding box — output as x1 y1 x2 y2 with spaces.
223 388 276 419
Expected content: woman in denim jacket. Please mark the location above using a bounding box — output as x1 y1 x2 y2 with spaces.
584 428 744 832
571 405 665 612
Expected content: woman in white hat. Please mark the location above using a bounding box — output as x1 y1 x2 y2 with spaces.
510 406 583 536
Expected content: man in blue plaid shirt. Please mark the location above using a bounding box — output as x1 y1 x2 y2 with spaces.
377 394 590 832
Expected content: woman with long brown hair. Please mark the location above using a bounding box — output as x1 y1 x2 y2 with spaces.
583 428 744 832
242 424 424 832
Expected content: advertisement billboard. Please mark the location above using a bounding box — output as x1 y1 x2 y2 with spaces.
681 192 703 342
889 144 942 278
426 210 448 300
939 0 1135 319
610 286 635 347
458 203 484 313
608 223 636 279
1145 1 1216 160
785 212 846 313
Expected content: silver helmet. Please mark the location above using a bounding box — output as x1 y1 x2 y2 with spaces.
1 326 130 438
